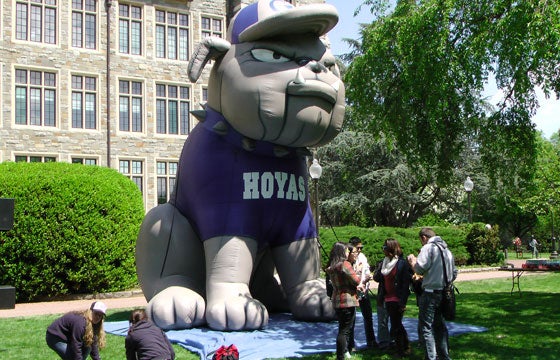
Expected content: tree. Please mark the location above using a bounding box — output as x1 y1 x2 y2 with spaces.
345 0 560 186
317 130 448 227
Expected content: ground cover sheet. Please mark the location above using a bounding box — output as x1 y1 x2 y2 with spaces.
105 312 487 359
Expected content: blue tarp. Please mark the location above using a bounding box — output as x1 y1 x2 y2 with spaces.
105 312 487 359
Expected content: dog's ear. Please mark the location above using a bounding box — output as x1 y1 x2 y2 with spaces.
188 37 231 82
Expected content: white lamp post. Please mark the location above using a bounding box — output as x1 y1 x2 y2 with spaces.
464 176 474 223
309 158 322 238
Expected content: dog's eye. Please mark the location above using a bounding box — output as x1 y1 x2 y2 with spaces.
251 49 290 63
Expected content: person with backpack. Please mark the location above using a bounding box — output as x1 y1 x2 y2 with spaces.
407 228 457 360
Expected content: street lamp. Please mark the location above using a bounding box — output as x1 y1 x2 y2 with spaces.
309 158 322 239
464 176 474 223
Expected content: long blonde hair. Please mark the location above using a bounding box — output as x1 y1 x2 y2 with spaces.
81 309 106 348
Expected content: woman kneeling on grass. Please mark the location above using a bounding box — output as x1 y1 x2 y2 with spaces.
46 301 107 360
125 308 175 360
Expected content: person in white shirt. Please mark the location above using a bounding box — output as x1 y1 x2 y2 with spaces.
349 237 377 348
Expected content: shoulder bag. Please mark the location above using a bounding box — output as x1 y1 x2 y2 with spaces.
435 245 458 321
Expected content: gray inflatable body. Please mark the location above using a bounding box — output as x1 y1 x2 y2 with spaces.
136 0 345 331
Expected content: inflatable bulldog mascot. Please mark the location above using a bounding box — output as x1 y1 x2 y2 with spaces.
136 0 345 331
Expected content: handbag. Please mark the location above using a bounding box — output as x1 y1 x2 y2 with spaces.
209 344 239 360
436 245 458 321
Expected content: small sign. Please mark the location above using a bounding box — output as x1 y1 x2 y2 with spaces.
0 198 15 231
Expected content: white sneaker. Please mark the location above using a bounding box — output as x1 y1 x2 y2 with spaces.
344 351 352 359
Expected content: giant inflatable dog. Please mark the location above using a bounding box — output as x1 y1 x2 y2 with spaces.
136 0 345 331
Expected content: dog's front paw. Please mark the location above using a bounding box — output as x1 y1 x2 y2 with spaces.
206 284 269 331
147 286 206 330
287 279 336 321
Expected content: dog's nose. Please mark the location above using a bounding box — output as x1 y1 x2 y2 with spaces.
307 60 327 73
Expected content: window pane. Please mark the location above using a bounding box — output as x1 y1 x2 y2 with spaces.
30 88 42 125
44 89 56 126
15 87 28 125
156 99 166 134
85 13 96 49
156 25 165 58
72 92 83 128
85 93 96 129
45 7 57 44
132 98 142 132
16 3 28 40
168 101 178 134
72 12 83 47
131 22 141 55
180 102 190 135
119 97 129 131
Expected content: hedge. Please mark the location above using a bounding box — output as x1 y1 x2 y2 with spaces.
318 225 470 268
0 162 144 302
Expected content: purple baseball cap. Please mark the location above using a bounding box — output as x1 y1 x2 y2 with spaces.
228 0 339 44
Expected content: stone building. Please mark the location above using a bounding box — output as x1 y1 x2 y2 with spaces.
0 0 324 211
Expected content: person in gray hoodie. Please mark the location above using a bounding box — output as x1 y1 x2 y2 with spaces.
407 227 457 360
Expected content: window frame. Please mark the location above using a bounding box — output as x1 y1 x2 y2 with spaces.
14 67 58 128
15 0 58 45
118 3 143 55
156 160 178 204
71 0 98 49
155 8 190 61
118 78 144 133
155 82 191 135
71 73 98 130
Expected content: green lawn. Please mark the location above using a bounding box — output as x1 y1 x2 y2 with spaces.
1 273 559 359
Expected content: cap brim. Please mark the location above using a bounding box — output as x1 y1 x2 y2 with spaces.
239 4 339 43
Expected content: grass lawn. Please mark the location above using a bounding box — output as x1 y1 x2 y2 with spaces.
1 273 559 359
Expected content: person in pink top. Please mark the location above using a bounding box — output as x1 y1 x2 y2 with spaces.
373 239 412 357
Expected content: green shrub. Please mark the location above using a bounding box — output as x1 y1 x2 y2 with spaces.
0 162 144 302
465 223 502 265
318 225 469 268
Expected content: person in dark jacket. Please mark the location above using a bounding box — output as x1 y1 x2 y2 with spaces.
125 309 175 360
46 301 107 360
373 238 411 357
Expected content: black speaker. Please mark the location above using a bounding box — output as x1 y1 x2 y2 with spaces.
0 198 15 231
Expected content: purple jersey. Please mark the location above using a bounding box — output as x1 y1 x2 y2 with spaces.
172 107 316 248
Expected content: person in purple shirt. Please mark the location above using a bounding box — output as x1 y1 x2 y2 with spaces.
46 301 107 360
125 309 175 360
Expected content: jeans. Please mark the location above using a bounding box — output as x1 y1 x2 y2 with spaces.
386 301 409 355
359 292 376 346
46 332 91 360
377 303 391 348
418 291 450 360
335 307 356 360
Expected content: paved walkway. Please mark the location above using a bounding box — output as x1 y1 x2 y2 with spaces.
0 259 541 319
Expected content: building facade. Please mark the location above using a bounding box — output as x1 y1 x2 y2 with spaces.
0 0 323 211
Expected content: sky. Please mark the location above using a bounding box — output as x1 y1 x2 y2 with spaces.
325 0 559 139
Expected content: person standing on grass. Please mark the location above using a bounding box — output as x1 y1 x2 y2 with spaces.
373 258 392 350
46 301 107 360
529 235 539 258
348 236 377 348
407 228 457 360
374 238 411 358
125 308 175 360
326 242 364 360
